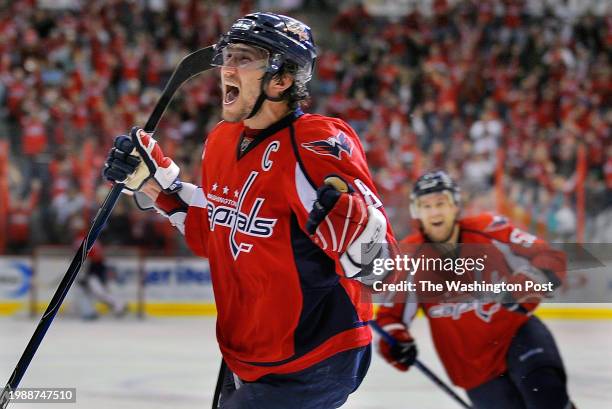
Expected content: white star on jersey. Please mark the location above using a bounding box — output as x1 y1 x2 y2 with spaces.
212 183 218 191
223 186 229 195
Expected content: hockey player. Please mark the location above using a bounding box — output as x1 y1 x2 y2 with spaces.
375 171 576 409
75 240 127 320
103 12 394 408
71 217 127 320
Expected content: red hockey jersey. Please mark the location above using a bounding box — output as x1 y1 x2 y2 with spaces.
376 213 566 389
184 111 395 381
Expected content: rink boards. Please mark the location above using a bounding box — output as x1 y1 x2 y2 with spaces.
0 254 611 318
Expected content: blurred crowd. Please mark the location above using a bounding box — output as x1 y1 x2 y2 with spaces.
319 0 610 240
1 0 610 254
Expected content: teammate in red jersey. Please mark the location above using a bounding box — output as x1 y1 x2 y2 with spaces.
376 170 576 409
102 12 394 408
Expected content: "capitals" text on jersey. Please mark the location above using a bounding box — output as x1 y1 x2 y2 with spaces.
207 171 278 259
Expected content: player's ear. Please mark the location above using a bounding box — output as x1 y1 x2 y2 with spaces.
268 73 293 97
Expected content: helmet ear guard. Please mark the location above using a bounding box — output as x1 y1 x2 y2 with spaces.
267 52 284 76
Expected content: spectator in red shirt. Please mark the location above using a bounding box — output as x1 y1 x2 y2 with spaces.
317 50 341 95
21 111 47 157
6 180 40 253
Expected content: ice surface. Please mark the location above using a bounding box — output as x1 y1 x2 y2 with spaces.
1 317 610 408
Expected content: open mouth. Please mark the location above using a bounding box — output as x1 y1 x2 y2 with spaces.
224 84 240 105
431 221 444 228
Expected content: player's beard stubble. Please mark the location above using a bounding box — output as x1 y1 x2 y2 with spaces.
423 216 459 244
220 78 260 123
221 96 254 123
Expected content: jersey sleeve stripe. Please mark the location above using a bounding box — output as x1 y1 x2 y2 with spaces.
190 187 207 208
402 293 419 325
345 198 367 252
294 162 317 213
492 240 539 274
289 124 317 189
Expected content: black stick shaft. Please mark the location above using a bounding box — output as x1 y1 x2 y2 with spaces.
211 360 226 409
1 184 123 408
369 320 473 409
1 45 214 409
412 361 473 409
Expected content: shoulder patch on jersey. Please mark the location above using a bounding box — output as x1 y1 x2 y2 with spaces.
300 131 353 160
483 215 509 232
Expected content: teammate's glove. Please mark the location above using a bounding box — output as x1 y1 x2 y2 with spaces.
378 325 417 372
306 175 387 278
499 269 558 314
103 127 181 193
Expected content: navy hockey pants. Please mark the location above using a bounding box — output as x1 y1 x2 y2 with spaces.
466 316 571 409
217 345 371 409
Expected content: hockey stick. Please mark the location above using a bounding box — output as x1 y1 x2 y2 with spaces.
211 360 226 409
369 321 473 409
0 45 215 409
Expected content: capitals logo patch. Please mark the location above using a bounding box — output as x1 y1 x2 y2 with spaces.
301 131 353 160
285 20 310 42
484 215 509 232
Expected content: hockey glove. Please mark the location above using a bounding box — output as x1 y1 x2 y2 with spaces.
378 324 417 372
499 269 558 314
133 184 198 235
306 175 387 278
103 127 181 193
